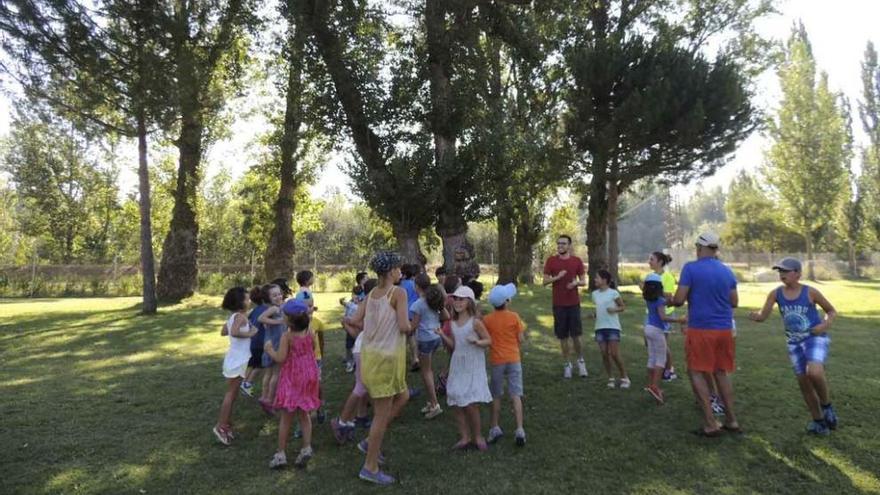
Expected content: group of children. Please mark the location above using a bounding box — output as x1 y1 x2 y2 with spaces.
214 264 529 475
214 251 840 479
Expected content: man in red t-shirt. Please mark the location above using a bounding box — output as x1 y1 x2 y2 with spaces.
543 234 587 379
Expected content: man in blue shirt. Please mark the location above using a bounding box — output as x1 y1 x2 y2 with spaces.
671 232 742 437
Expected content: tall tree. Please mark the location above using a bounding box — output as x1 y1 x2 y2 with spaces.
859 41 880 241
155 0 256 301
564 0 769 285
0 0 174 312
765 24 851 280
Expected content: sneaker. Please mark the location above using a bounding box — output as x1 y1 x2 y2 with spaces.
619 377 631 389
355 415 372 429
661 370 672 381
807 419 830 436
710 395 726 416
212 425 231 446
424 404 443 419
222 424 235 440
487 426 504 444
359 466 395 486
316 408 326 424
823 405 838 430
345 360 355 373
331 418 348 444
294 446 314 468
269 451 287 469
240 381 254 397
607 378 616 389
357 440 386 465
577 359 588 377
563 362 572 379
420 402 433 414
645 385 664 404
515 428 526 447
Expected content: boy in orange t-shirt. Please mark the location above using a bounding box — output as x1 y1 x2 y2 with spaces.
484 283 527 447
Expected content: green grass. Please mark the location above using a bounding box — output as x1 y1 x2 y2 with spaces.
1 281 879 494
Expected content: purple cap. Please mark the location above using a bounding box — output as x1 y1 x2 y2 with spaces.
282 299 309 315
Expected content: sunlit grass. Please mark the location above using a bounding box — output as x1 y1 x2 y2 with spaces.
1 281 878 494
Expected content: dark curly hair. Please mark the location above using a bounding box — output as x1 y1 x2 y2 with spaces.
424 284 446 312
296 270 314 287
642 281 664 302
651 251 672 267
222 286 248 311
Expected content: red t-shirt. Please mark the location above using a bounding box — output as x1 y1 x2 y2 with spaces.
543 255 585 307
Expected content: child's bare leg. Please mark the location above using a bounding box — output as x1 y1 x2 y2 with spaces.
419 352 438 407
260 368 272 401
340 391 361 423
806 363 830 404
598 342 612 377
609 341 627 378
245 367 260 384
356 396 369 417
278 410 293 453
797 373 823 419
217 377 241 428
453 407 471 444
664 333 674 373
466 404 485 444
490 397 502 428
511 395 524 431
299 409 313 449
267 366 280 401
409 335 419 365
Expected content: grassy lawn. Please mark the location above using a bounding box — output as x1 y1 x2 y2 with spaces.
1 280 879 494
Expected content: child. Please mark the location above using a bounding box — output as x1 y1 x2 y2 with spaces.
436 285 493 451
341 272 368 372
264 299 320 469
436 275 463 397
258 284 287 414
591 269 629 389
214 287 258 445
642 274 686 404
331 278 379 444
410 273 450 419
435 266 447 285
749 257 838 435
646 251 680 381
484 283 527 447
241 285 270 398
399 264 421 372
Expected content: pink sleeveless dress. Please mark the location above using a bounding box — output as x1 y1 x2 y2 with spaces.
273 331 320 412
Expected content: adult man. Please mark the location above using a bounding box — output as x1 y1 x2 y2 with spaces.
671 232 742 436
543 234 587 379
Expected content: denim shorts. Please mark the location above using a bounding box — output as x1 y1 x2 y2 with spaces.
595 328 621 343
418 338 442 356
788 334 830 375
490 362 524 398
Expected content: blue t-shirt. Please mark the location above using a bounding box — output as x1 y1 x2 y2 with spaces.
400 279 419 308
247 304 269 349
776 285 823 344
645 297 669 331
679 257 737 330
409 297 442 342
294 289 313 302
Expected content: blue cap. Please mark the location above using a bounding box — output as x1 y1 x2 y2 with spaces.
282 299 309 315
645 273 663 283
487 283 517 308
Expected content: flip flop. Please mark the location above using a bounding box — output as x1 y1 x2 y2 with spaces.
722 424 744 435
692 428 723 438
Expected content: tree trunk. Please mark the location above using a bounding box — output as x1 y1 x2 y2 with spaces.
515 209 539 284
264 21 305 282
136 112 157 314
496 201 516 284
157 99 202 301
805 234 815 281
607 180 620 283
439 224 469 272
395 227 425 268
848 241 858 278
586 169 609 290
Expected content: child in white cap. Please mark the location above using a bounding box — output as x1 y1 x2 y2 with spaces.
484 283 527 446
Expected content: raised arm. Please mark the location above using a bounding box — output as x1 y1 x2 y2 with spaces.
258 306 282 326
749 290 777 322
542 269 566 286
810 287 837 333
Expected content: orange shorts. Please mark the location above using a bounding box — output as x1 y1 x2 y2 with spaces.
685 329 735 373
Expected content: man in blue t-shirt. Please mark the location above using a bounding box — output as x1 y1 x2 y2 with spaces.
671 232 742 437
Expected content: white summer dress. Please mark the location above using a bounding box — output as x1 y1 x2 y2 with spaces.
446 317 492 407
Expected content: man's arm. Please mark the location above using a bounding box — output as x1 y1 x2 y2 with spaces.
671 285 689 307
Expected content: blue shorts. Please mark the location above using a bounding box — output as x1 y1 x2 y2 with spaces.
788 334 830 375
490 362 524 397
595 328 621 343
261 326 284 368
418 338 442 356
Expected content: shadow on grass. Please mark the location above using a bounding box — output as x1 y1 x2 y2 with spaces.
1 287 878 494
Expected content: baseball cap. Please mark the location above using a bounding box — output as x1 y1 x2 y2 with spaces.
644 273 663 283
451 285 476 302
487 283 517 308
772 257 802 272
282 299 309 315
695 232 720 248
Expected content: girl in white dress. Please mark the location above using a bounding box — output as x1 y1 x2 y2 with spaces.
436 285 493 451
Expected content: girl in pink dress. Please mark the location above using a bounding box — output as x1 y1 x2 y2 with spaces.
263 299 320 469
